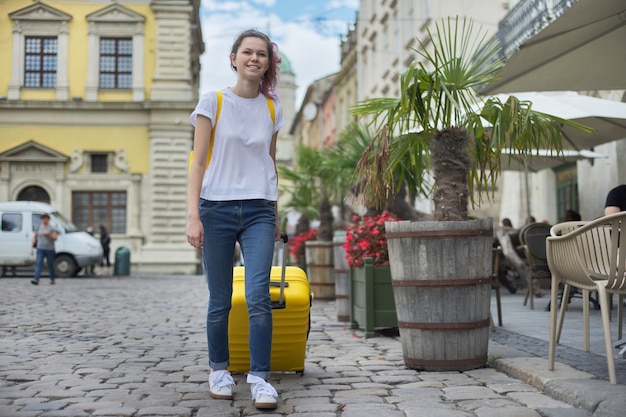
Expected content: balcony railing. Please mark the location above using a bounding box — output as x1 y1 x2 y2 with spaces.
496 0 577 59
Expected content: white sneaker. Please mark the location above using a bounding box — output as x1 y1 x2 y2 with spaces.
247 374 277 409
209 370 234 400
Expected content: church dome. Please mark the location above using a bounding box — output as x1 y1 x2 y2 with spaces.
279 51 294 74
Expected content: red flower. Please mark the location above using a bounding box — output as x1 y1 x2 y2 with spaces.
343 212 398 268
289 229 317 263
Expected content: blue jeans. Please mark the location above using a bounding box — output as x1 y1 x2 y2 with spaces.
34 249 56 281
200 199 276 380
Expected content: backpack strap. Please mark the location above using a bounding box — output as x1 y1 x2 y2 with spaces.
188 91 222 174
266 97 275 124
204 90 223 170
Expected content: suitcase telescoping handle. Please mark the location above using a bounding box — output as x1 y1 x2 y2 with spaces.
272 233 289 310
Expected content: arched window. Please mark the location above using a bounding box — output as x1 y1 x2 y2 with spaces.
17 186 50 204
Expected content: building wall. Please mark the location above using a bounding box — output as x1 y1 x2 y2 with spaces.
0 0 203 274
335 25 358 141
357 0 508 102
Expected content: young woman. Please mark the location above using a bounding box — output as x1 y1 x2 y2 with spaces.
186 29 284 410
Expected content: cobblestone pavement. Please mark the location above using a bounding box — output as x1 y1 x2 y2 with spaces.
0 275 622 417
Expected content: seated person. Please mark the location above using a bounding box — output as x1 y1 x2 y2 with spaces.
605 184 626 215
493 218 520 294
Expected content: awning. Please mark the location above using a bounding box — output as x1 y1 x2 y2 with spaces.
482 0 626 94
500 148 607 172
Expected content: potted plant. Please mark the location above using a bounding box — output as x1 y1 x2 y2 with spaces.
344 212 398 337
278 145 319 268
279 145 347 300
289 228 317 269
351 17 592 370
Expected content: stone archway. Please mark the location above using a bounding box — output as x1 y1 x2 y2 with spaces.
17 186 50 204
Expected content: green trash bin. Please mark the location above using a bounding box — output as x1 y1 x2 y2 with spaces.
114 246 131 276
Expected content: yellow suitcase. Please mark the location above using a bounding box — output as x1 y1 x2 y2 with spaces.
228 236 311 373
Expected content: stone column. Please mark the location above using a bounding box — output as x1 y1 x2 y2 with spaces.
85 23 99 102
56 22 69 101
8 22 23 100
150 1 195 102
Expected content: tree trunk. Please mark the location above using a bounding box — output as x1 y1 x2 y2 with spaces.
430 127 472 221
318 198 334 241
385 182 433 221
295 214 310 236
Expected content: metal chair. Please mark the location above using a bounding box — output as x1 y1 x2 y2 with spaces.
519 222 552 309
490 247 504 329
546 212 626 384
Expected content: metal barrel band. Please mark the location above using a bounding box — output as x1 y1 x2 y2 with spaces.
386 229 492 239
306 263 334 268
397 319 490 330
403 356 487 369
391 278 491 287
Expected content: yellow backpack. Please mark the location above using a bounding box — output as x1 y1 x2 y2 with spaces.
189 91 276 174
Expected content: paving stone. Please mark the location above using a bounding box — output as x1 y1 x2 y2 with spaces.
36 410 90 416
404 408 474 417
474 406 542 417
280 389 332 399
536 408 592 417
442 385 506 400
339 402 404 417
507 391 575 409
21 401 69 411
91 407 137 416
135 406 193 416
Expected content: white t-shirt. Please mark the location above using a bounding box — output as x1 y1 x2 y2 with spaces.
190 88 285 201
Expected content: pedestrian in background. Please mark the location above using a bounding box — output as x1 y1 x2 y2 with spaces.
99 225 111 275
186 29 285 410
564 209 582 221
86 226 96 276
31 213 58 285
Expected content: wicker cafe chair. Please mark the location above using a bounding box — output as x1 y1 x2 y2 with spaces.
546 212 626 384
519 222 552 309
548 221 599 325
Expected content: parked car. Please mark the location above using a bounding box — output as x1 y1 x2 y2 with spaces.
0 201 103 277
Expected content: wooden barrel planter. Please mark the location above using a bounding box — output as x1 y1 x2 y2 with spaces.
305 240 335 300
385 218 493 371
333 231 350 322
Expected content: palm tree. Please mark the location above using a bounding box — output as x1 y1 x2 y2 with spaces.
280 143 349 242
333 122 432 221
278 146 319 237
352 17 592 221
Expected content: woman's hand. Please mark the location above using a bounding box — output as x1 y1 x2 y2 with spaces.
187 217 204 249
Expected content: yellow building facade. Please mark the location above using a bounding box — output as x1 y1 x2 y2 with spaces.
0 0 204 274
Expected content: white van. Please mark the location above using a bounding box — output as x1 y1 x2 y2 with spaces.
0 201 103 277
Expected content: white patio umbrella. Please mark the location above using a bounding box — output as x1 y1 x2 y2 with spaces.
487 91 626 151
482 0 626 94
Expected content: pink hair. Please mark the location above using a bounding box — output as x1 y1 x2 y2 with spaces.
230 29 281 101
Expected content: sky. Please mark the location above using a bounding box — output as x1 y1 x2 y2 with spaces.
198 0 359 108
